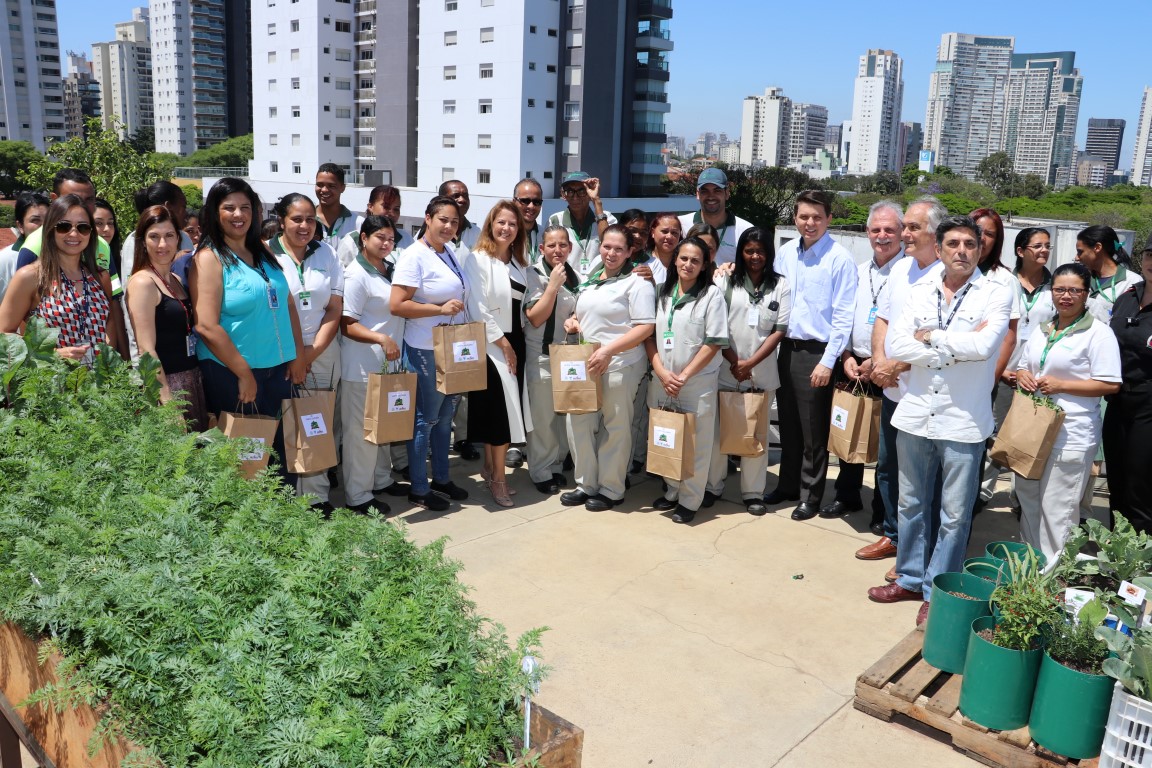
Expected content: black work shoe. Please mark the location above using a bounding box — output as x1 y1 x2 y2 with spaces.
764 487 800 505
791 502 819 521
745 499 768 516
408 491 450 512
819 500 862 519
430 480 469 500
701 491 718 508
551 472 568 488
652 496 676 511
671 505 696 524
584 494 618 511
534 479 560 495
374 482 411 497
505 447 525 468
453 440 480 460
869 520 885 537
349 499 391 517
560 489 590 507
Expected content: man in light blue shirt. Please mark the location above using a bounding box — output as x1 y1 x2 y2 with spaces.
767 190 857 520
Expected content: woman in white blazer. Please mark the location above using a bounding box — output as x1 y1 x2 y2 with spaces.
462 200 531 506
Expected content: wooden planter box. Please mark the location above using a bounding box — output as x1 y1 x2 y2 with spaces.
0 622 583 768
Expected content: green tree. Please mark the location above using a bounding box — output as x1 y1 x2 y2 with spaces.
1020 174 1048 200
18 117 172 231
182 134 254 169
976 152 1019 197
126 126 155 155
181 183 203 210
0 141 42 196
662 165 820 230
859 170 903 196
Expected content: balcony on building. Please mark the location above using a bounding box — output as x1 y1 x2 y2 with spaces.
633 122 667 144
636 0 673 21
634 55 669 82
356 116 376 131
355 0 376 15
635 23 673 53
634 90 670 113
355 87 375 102
355 29 375 44
355 59 375 73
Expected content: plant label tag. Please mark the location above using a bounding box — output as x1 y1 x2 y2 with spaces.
560 361 587 382
1119 580 1147 607
387 391 410 413
301 413 328 437
1064 588 1094 616
186 334 197 357
830 405 849 431
239 437 266 461
453 341 478 363
653 426 676 450
746 306 759 328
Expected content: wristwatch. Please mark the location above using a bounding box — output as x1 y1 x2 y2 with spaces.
595 213 608 222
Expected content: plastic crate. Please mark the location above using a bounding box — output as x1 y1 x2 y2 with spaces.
1102 682 1152 767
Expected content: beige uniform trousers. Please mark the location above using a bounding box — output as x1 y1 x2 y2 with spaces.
567 363 646 502
296 341 341 503
649 369 719 511
1017 447 1093 568
706 386 775 500
339 378 401 507
525 354 569 484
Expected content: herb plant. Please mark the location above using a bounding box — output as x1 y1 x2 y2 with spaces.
990 549 1061 651
0 322 544 767
1045 599 1109 675
1098 625 1152 701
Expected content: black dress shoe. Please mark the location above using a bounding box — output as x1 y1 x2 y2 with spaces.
764 487 800 505
652 496 676 511
585 493 617 511
374 482 411 497
349 499 391 517
453 440 480 460
560 489 590 506
745 499 768 516
551 472 567 488
671 505 696 524
534 479 560 494
869 521 885 537
430 480 469 500
819 500 862 519
408 491 449 512
701 491 718 508
791 502 819 521
505 447 525 468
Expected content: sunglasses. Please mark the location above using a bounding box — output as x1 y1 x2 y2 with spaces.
54 221 93 235
515 197 543 206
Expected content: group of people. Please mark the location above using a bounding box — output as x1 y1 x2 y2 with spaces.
4 165 1151 622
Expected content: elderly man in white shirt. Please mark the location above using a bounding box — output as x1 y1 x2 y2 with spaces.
867 215 1013 627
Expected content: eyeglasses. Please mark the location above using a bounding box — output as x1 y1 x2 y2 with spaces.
54 221 93 235
1025 244 1052 252
562 187 589 198
515 197 543 206
1052 287 1087 296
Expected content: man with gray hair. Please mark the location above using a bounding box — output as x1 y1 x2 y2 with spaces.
823 201 905 521
867 215 1012 627
856 197 948 566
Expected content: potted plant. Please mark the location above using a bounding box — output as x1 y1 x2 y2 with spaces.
1050 514 1152 597
922 572 996 674
963 556 1005 583
1096 624 1152 768
959 549 1060 731
1028 598 1113 759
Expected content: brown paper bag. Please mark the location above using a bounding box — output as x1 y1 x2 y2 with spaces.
828 385 881 464
364 369 417 445
718 389 770 457
549 342 602 414
219 410 279 479
281 390 338 474
433 321 488 394
647 406 696 481
990 390 1065 480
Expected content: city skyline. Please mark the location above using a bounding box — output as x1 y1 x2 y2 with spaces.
54 0 1152 173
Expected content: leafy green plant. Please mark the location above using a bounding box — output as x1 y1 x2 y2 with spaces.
1052 514 1152 594
0 323 545 767
991 549 1061 651
1046 599 1109 675
1098 625 1152 701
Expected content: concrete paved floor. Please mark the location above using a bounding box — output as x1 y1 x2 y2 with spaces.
384 456 1092 768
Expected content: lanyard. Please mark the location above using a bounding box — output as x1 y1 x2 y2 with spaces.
147 264 193 335
325 208 350 243
527 227 539 261
867 262 886 306
1092 274 1118 305
1021 282 1048 314
1039 312 1086 372
665 282 694 331
936 282 974 330
423 237 465 287
61 268 98 347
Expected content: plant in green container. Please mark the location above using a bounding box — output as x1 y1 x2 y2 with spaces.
1051 514 1152 595
990 549 1060 651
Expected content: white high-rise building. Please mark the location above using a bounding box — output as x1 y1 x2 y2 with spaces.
739 86 791 167
788 102 828 165
924 32 1014 180
848 49 903 175
92 7 153 140
62 52 100 139
1133 87 1152 187
0 0 65 149
1003 51 1081 188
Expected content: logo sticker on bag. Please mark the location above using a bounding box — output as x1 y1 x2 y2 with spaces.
239 437 266 462
387 391 411 413
830 405 849 431
302 413 328 437
560 361 588 382
653 426 677 449
453 340 479 363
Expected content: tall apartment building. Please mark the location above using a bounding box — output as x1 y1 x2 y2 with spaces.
0 0 65 148
788 102 828 164
848 49 904 175
62 53 101 139
251 0 670 196
899 121 923 168
924 33 1014 180
1076 155 1110 188
151 0 252 156
1134 88 1152 187
1003 51 1081 188
739 86 791 167
92 7 154 140
1085 118 1126 177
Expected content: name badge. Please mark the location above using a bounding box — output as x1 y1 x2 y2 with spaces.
867 306 878 325
662 331 675 351
579 258 590 274
299 290 312 310
746 305 759 328
186 334 197 357
267 284 279 310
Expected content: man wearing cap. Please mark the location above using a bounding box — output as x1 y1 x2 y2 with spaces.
513 178 545 264
678 168 752 266
547 172 616 277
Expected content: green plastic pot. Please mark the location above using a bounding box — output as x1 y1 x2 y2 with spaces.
1028 651 1112 758
963 557 1005 584
959 615 1042 730
922 573 995 673
985 541 1047 574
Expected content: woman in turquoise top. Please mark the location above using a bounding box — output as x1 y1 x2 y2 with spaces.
191 178 306 478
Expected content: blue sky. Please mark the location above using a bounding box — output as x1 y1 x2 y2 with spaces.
59 0 1150 171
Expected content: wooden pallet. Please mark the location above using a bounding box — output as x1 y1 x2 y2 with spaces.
853 628 1099 768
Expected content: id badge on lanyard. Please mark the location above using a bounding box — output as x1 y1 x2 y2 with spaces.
662 331 675 350
299 290 312 310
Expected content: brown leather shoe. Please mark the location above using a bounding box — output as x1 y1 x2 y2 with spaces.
916 601 930 627
885 565 898 583
867 582 922 603
855 536 897 560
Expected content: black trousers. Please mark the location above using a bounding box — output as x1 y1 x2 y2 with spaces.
775 340 836 505
1103 384 1152 534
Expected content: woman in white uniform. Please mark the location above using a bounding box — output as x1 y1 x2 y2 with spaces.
645 236 730 523
337 185 414 266
1015 263 1121 563
523 225 580 495
560 225 655 511
1076 225 1142 321
705 227 790 515
339 215 409 516
269 193 344 508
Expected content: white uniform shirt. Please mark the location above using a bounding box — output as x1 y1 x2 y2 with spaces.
1013 270 1055 370
716 274 790 391
876 256 945 402
340 254 405 382
1017 315 1121 451
652 283 729 376
0 243 19 302
271 239 345 346
677 211 753 266
850 254 902 357
889 271 1013 443
547 207 617 277
573 272 655 372
981 266 1023 320
523 263 580 359
337 228 415 267
318 205 364 253
391 239 472 350
1087 265 1142 322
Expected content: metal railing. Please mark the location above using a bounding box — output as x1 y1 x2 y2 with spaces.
172 167 248 179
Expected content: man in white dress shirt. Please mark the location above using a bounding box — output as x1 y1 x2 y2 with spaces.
866 215 1013 627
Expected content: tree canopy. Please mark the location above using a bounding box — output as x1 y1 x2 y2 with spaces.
0 141 41 196
181 134 253 169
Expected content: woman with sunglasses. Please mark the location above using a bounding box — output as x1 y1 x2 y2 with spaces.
1015 263 1120 562
0 194 129 361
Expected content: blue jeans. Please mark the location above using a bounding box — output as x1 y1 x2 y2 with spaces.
894 431 982 601
875 396 901 541
404 344 460 496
